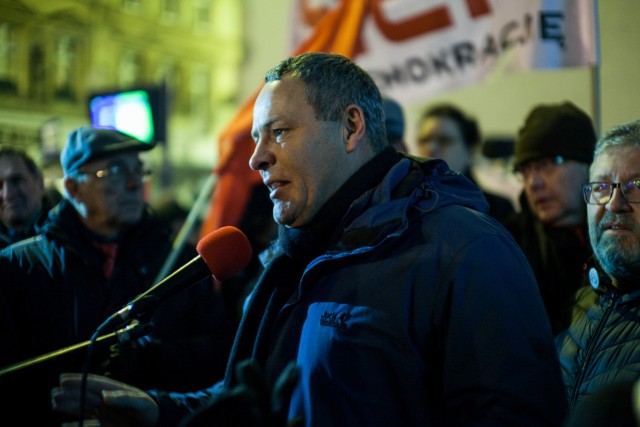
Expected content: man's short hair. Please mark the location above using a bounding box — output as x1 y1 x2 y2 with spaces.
419 104 480 149
264 52 387 152
593 119 640 158
0 146 41 177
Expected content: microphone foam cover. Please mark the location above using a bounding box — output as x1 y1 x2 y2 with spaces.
196 226 253 281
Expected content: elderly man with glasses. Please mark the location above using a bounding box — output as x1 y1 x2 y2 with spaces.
504 101 597 334
556 119 640 424
0 126 236 426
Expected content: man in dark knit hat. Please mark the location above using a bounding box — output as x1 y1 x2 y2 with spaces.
504 101 597 334
0 126 236 425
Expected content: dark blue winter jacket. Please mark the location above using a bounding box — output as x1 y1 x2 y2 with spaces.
155 155 567 426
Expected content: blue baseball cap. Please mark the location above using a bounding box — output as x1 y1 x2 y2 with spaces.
61 126 155 175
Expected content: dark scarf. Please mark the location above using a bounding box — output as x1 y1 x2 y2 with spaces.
45 200 143 279
224 147 400 386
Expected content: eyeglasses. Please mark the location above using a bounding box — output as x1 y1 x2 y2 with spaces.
76 164 151 184
418 136 456 148
581 179 640 205
514 156 566 178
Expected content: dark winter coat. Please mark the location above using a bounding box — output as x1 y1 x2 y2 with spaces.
0 200 236 426
154 152 567 427
504 193 591 334
556 267 640 411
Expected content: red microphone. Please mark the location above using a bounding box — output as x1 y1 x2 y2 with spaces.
196 226 253 281
101 226 252 331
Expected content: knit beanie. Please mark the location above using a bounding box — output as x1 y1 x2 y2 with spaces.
513 101 596 169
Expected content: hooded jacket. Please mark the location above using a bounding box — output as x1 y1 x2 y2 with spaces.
154 153 567 427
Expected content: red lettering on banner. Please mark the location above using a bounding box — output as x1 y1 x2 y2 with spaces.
371 0 492 42
371 1 452 42
466 0 492 18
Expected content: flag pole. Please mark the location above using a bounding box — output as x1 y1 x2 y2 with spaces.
590 64 601 137
590 0 602 136
153 173 218 283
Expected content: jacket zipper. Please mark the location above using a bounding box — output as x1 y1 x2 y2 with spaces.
568 290 618 409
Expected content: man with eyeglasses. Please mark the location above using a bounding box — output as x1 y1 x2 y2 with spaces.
50 51 567 427
415 103 515 224
556 119 640 423
0 126 236 425
504 101 596 334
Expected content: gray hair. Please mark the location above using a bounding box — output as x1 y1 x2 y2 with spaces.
594 120 640 156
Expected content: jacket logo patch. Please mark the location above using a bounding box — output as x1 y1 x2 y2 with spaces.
320 311 351 330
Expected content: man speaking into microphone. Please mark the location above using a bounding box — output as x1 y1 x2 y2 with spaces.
0 126 249 426
53 54 565 427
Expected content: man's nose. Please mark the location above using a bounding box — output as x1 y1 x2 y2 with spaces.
607 186 632 212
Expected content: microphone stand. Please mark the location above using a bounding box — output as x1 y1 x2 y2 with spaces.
0 320 149 378
153 172 218 283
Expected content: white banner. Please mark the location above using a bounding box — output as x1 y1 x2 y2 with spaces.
289 0 598 105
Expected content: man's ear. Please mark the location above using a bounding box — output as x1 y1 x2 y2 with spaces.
342 104 366 153
63 177 79 200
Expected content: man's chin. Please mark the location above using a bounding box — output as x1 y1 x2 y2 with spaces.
273 206 296 228
536 211 560 227
535 208 581 228
117 212 144 226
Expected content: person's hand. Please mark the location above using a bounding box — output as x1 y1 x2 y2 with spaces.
102 334 158 384
51 373 159 427
179 360 301 427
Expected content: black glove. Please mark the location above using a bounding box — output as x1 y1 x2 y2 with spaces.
179 359 301 427
102 333 158 386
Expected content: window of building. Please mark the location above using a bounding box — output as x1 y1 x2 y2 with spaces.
161 0 179 24
119 50 142 87
0 22 17 93
155 60 178 113
28 44 46 100
123 0 142 13
54 34 77 101
189 66 210 117
193 0 212 32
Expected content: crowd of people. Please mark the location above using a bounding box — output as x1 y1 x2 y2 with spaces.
1 51 639 427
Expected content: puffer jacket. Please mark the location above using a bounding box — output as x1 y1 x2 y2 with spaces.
155 154 567 427
0 200 236 426
555 265 640 411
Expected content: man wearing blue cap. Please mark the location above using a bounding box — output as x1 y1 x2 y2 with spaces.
0 126 235 426
61 126 156 239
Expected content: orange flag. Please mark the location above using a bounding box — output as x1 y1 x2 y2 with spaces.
200 0 370 238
